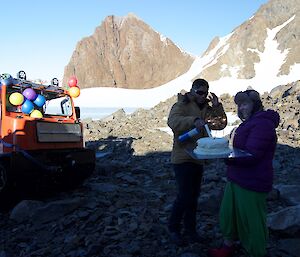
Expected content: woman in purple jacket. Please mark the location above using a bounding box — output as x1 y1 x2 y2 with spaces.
209 90 280 257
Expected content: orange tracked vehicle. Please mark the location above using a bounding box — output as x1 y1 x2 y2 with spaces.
0 71 95 201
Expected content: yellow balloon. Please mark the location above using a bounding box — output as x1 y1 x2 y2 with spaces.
69 86 80 98
30 110 43 118
9 92 24 106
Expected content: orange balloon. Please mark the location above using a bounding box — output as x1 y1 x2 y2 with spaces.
69 86 80 97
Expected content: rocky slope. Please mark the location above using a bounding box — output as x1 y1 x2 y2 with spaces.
195 0 300 81
62 13 194 89
0 81 299 257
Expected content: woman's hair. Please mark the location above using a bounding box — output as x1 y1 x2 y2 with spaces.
234 89 263 117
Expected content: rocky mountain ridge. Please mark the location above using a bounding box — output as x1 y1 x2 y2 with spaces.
63 13 194 89
63 0 300 93
196 0 300 82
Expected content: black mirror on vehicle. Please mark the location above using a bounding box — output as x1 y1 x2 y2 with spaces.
51 78 59 87
75 106 80 119
17 70 26 80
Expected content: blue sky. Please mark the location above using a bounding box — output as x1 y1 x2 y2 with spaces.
0 0 267 82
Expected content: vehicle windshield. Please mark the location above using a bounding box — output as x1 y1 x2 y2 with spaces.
44 94 73 116
6 86 73 117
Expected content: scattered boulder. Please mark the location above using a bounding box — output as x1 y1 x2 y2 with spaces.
274 184 300 205
268 205 300 235
1 80 300 257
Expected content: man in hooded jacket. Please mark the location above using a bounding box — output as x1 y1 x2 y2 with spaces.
167 78 227 245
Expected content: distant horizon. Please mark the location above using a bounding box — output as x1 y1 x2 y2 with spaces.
0 0 267 82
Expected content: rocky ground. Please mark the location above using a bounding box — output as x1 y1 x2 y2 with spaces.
0 81 300 257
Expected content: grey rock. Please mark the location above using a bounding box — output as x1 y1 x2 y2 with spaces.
31 198 85 225
180 253 200 257
275 184 300 205
267 188 280 201
89 182 119 193
278 238 300 257
268 205 300 234
9 200 43 223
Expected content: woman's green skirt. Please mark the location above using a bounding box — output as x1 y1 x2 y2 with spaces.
220 181 268 257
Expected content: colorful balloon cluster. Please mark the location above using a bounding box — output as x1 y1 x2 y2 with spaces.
68 76 80 97
9 87 46 118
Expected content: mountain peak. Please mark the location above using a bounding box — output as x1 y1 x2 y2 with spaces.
195 0 300 90
63 14 194 89
126 12 140 20
103 13 141 28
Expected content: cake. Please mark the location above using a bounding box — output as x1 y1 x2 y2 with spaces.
193 137 232 156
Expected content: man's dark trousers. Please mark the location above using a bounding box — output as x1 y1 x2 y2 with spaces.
168 162 203 234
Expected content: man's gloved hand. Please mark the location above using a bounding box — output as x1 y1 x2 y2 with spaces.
194 118 205 130
208 92 220 106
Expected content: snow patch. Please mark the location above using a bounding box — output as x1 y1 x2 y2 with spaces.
202 33 233 70
221 64 228 72
160 34 168 44
228 66 240 79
